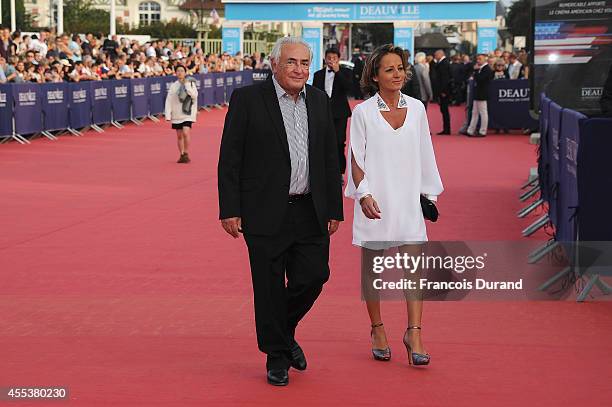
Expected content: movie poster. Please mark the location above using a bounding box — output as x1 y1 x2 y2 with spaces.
532 0 612 115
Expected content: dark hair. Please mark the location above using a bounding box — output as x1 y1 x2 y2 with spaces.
360 44 411 96
175 65 187 72
325 47 340 58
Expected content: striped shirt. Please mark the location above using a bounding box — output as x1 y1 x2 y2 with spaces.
272 75 310 195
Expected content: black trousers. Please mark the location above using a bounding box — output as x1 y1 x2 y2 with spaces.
439 94 451 133
333 117 348 174
244 196 330 369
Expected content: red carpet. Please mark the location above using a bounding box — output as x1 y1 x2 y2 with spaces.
1 104 611 406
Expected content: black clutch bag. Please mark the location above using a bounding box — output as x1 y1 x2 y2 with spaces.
420 195 439 222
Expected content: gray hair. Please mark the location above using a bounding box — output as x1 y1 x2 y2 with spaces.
270 36 312 62
414 52 426 64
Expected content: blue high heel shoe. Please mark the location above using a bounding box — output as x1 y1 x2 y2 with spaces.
403 326 430 366
371 322 391 361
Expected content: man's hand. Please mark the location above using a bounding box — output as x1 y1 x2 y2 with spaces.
360 195 382 219
221 217 242 238
328 219 340 235
329 60 340 73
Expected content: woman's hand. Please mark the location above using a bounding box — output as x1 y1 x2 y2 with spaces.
360 195 381 219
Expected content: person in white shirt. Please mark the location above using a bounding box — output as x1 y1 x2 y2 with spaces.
165 65 198 163
507 53 523 80
29 33 48 58
345 44 443 367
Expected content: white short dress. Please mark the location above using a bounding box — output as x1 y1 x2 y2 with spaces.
345 92 444 249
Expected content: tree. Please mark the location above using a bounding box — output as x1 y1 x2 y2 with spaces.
506 0 531 38
125 20 197 38
1 0 35 31
63 0 114 35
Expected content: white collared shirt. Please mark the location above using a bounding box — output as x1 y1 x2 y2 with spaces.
325 68 335 98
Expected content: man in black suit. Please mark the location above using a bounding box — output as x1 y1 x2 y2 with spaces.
431 49 452 134
351 48 365 100
467 54 494 137
217 37 343 386
313 47 352 175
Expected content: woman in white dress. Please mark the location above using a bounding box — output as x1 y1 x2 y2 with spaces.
345 45 443 366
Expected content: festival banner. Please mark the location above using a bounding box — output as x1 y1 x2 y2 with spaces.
0 84 13 137
547 101 564 229
91 81 112 125
12 83 42 135
40 82 69 132
251 69 270 84
487 79 538 129
202 74 215 106
148 76 165 116
111 79 131 122
69 82 92 129
225 72 236 103
557 108 587 242
131 78 149 119
532 0 612 115
213 72 226 105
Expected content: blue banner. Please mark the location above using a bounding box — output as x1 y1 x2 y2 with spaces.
303 26 322 83
477 26 498 54
487 79 538 129
69 82 92 129
131 78 149 119
197 74 206 108
148 77 165 115
40 82 69 132
548 101 564 229
538 96 552 203
251 69 270 84
0 84 13 136
213 73 226 105
225 72 236 103
91 81 112 125
557 108 587 242
12 83 42 135
241 70 254 87
225 2 496 22
394 27 414 60
111 79 131 122
222 27 242 55
202 74 215 106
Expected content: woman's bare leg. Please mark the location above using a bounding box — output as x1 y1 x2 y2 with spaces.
362 247 388 349
400 243 427 354
176 129 184 155
182 126 191 155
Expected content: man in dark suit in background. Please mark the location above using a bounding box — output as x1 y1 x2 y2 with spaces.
218 37 343 387
313 47 352 175
351 48 365 100
431 49 452 134
399 50 421 102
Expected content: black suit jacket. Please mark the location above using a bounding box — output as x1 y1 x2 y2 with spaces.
473 64 494 101
218 78 344 236
432 57 452 97
312 67 352 119
401 64 421 100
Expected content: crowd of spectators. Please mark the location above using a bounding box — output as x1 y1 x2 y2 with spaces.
443 48 529 105
0 27 271 84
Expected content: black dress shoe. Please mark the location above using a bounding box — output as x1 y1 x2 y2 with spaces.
436 131 451 135
267 368 289 386
290 342 307 371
